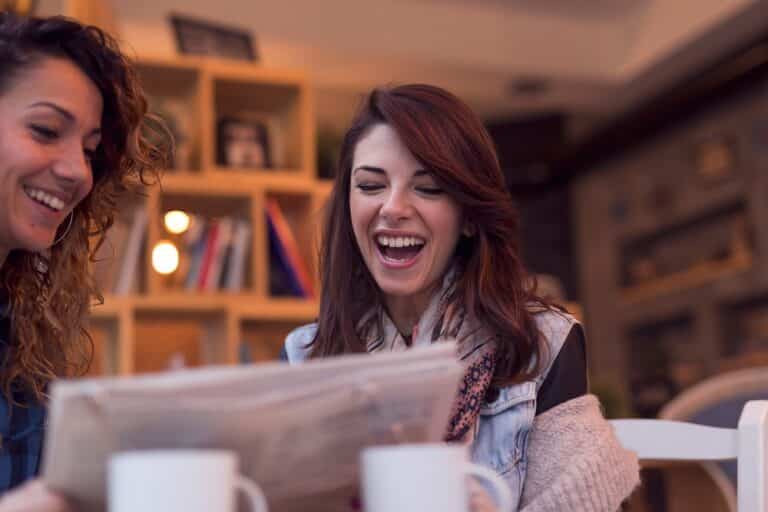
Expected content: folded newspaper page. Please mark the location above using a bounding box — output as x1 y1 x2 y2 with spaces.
43 343 462 512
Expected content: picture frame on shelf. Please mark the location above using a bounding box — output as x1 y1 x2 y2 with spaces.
169 13 257 62
216 116 272 169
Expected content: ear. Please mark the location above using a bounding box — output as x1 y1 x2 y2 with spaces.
462 221 476 237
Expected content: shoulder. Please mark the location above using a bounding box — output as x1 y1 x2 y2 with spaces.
531 307 578 348
283 323 318 364
530 307 581 381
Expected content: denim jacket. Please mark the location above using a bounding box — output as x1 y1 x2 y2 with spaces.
284 310 577 510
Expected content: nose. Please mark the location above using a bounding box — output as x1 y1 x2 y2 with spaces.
51 145 92 188
380 187 413 223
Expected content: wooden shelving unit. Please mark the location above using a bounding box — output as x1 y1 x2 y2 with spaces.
86 56 331 377
574 68 768 416
621 251 753 305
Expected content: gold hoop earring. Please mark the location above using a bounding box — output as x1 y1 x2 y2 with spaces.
52 212 74 246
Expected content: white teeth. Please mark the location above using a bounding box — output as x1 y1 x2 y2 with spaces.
376 235 425 247
23 186 65 211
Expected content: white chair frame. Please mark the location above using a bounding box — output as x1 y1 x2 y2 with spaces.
610 400 768 512
659 366 768 511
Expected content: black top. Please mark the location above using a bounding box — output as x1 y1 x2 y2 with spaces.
535 324 588 415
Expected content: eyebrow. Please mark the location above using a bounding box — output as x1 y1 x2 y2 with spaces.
352 165 431 177
28 101 101 137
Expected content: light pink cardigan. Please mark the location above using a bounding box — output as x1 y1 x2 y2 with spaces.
520 394 641 511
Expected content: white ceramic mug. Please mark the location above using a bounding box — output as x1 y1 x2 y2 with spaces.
108 450 268 512
361 443 513 512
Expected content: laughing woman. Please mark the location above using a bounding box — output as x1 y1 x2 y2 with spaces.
284 84 639 511
0 13 164 510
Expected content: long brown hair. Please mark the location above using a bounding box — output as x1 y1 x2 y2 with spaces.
0 13 167 402
310 84 551 386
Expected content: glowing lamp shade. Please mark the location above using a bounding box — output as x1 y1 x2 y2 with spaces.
164 210 190 234
152 241 179 275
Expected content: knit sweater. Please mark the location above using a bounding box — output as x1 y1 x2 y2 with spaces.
520 394 640 512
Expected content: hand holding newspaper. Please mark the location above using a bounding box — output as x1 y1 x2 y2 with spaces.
43 343 463 512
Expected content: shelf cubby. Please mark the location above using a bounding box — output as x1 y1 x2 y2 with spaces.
85 56 321 377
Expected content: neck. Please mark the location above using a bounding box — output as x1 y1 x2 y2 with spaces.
384 284 439 337
385 299 422 336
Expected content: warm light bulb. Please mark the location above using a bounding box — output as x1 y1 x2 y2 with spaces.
152 241 179 275
164 210 190 234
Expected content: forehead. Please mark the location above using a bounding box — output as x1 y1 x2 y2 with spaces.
352 124 423 173
1 57 103 128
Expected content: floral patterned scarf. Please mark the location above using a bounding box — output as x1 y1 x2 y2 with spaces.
361 274 497 442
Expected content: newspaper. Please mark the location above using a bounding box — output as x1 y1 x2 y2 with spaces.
42 343 462 512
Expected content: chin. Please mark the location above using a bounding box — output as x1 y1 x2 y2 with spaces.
376 279 422 298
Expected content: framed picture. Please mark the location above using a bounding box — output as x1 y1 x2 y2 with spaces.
169 13 257 62
691 135 738 184
216 117 272 169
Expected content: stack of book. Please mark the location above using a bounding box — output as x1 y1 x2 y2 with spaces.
182 216 253 292
92 201 314 298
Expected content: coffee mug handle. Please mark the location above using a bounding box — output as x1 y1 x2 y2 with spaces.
463 463 513 511
235 474 269 512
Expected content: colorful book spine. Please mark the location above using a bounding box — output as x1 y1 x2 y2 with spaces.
265 198 315 298
224 220 252 292
205 217 233 291
184 216 208 291
197 220 220 291
266 211 305 297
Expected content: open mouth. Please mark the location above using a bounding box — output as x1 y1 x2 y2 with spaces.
375 234 425 263
23 185 65 212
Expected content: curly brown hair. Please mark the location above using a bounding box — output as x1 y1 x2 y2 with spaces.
0 13 167 402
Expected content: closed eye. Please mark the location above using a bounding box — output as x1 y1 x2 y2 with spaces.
356 183 385 192
416 186 444 196
30 124 59 141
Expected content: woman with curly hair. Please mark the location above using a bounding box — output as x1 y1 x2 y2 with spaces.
284 84 639 511
0 12 164 509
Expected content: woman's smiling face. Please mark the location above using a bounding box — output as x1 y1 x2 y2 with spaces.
0 57 102 260
350 123 466 312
